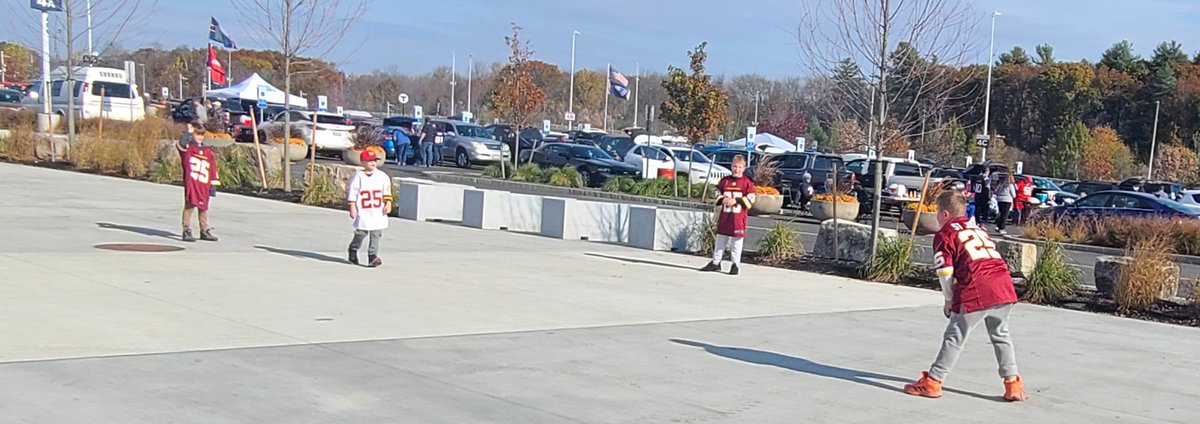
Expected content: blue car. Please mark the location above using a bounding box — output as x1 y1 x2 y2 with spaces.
1044 190 1200 220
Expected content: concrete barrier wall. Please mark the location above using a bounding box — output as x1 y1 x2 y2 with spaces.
398 182 465 222
628 206 706 252
541 198 631 242
463 189 510 230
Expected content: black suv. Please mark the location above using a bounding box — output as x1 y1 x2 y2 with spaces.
751 152 848 206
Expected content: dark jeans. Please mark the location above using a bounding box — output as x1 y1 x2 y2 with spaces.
974 197 990 225
421 142 435 167
996 201 1012 231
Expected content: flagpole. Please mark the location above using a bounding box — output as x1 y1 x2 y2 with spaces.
604 64 610 132
633 63 640 127
205 42 211 92
228 48 233 85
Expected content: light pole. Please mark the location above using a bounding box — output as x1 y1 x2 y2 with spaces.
450 52 456 116
86 0 94 54
467 53 473 114
753 90 763 126
568 30 580 128
980 10 1001 163
1149 100 1161 179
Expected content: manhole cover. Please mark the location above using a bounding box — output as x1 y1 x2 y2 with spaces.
94 243 185 252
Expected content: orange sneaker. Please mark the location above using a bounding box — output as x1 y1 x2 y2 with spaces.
1003 376 1028 401
903 371 943 398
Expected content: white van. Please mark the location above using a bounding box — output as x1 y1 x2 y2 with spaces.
24 66 146 122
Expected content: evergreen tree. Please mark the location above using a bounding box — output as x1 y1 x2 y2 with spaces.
1034 44 1056 66
999 46 1032 66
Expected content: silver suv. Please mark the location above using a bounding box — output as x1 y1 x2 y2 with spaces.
431 119 511 168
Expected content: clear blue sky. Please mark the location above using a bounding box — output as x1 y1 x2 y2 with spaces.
6 0 1200 77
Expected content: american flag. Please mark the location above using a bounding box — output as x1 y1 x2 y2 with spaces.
609 67 630 100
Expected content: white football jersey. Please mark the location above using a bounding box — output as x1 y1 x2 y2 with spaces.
346 169 393 231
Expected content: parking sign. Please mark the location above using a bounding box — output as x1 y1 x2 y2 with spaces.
256 85 268 109
413 105 424 120
30 0 64 12
746 126 756 151
542 119 551 136
317 95 328 112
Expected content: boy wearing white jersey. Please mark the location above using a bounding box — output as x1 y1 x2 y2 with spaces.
347 150 393 267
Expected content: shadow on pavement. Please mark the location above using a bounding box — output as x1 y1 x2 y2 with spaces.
255 245 348 264
97 222 178 240
585 252 697 271
669 339 1003 402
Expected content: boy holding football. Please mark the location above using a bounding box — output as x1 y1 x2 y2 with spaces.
347 150 393 267
903 190 1027 401
181 131 219 242
699 155 755 275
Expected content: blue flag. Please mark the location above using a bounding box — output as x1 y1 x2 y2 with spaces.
209 17 238 49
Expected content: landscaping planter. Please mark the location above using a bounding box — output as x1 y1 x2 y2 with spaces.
1094 256 1180 300
810 200 858 222
901 210 941 235
750 194 784 216
272 143 307 162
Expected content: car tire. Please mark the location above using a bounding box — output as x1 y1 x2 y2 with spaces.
455 149 470 168
579 168 592 187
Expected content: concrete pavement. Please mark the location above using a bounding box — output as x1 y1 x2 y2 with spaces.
2 162 1198 423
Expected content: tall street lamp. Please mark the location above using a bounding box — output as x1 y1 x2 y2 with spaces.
568 30 580 128
467 54 473 114
980 10 1001 163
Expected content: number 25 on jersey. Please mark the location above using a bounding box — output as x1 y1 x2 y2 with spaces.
958 228 1001 261
188 157 211 184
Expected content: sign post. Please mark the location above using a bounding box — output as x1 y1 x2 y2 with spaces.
413 105 424 120
906 149 915 161
796 137 806 152
32 0 65 140
316 95 328 112
1015 161 1024 175
867 147 877 159
746 126 756 152
564 111 576 122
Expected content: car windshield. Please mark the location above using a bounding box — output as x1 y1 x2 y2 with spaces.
454 124 489 138
1032 177 1061 191
669 149 711 163
315 114 349 125
568 145 614 160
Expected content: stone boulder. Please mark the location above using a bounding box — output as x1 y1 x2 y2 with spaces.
813 219 898 263
307 162 362 192
1094 256 1179 300
995 239 1037 278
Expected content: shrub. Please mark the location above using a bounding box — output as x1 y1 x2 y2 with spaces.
862 236 912 283
0 109 37 128
1023 239 1079 303
0 121 37 161
751 157 779 186
512 163 543 182
631 177 673 197
301 171 344 207
602 176 637 193
757 222 803 263
695 214 718 257
149 159 182 183
483 162 510 179
267 167 288 190
214 146 258 188
1115 236 1174 311
547 166 584 188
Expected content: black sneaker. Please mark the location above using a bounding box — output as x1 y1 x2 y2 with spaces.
348 249 359 265
699 262 721 272
730 264 740 276
181 229 197 242
368 255 382 268
200 229 219 242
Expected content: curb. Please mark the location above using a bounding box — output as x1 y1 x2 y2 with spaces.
424 172 714 211
1002 234 1200 266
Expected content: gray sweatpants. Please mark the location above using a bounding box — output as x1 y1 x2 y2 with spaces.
349 230 383 257
929 303 1019 382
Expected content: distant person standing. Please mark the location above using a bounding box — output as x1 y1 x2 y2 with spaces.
699 155 755 276
970 168 991 231
1014 176 1033 225
346 149 393 267
392 127 411 166
181 132 220 242
420 120 438 167
994 174 1016 235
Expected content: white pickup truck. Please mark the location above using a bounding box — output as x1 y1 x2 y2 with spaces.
845 157 942 211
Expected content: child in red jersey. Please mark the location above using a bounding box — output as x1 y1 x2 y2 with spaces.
699 155 755 275
903 190 1026 401
181 131 220 242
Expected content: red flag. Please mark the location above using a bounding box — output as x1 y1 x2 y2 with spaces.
208 46 226 85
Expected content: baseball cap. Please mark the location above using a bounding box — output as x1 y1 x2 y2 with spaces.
360 149 379 163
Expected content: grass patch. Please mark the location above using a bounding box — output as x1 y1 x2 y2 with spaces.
757 221 803 263
512 163 544 182
483 162 510 179
214 146 258 189
0 120 37 161
149 158 182 183
862 236 912 283
602 176 637 193
1115 236 1174 311
301 171 344 207
546 166 583 188
1023 239 1079 303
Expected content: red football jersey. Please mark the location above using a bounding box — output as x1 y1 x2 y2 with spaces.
715 175 755 238
182 144 220 211
933 216 1017 313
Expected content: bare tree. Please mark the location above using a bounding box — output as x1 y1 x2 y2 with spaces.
232 0 367 192
797 0 981 256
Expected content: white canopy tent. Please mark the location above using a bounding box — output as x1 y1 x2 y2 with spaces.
727 132 797 153
204 73 308 109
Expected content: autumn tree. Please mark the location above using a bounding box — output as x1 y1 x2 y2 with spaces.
1081 126 1138 180
1153 140 1199 184
660 42 729 144
488 24 547 129
758 112 808 143
1043 120 1091 179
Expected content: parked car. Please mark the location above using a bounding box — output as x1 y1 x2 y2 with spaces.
1044 190 1200 220
753 152 848 206
1181 189 1200 206
662 146 731 185
710 149 768 171
258 110 355 154
517 142 640 187
568 129 609 144
1015 174 1080 205
621 144 676 179
24 66 146 121
596 135 635 160
0 88 24 103
1059 180 1118 197
429 119 511 168
845 157 939 210
1118 178 1184 200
